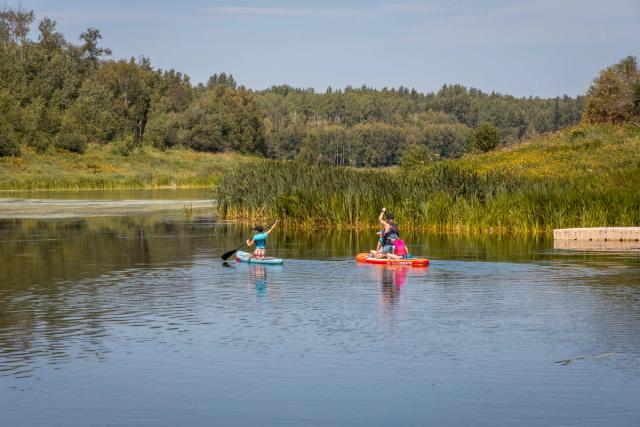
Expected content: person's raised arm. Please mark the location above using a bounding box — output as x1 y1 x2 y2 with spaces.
378 208 387 227
266 219 280 235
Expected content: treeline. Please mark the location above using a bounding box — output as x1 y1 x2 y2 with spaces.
0 7 587 163
256 85 583 165
0 8 265 158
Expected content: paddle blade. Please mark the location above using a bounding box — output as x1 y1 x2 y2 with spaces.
221 245 242 260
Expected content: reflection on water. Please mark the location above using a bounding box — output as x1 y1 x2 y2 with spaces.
251 265 269 297
554 239 640 251
379 266 408 305
1 215 639 426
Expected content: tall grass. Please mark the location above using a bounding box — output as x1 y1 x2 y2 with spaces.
215 125 640 234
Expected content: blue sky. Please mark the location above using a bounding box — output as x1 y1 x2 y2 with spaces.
17 0 640 97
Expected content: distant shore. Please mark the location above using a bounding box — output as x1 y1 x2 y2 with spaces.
0 198 214 219
0 145 244 191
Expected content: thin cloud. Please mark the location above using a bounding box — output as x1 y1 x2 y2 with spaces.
38 9 152 24
380 2 469 15
203 6 363 19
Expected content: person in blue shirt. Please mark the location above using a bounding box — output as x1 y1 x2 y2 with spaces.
246 219 279 259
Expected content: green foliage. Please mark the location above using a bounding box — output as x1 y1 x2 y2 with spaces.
0 88 23 153
79 27 111 61
206 72 237 89
256 84 584 161
1 7 630 167
181 86 266 154
215 125 640 233
584 56 640 124
143 112 180 150
68 79 120 142
469 122 501 152
0 7 34 46
54 132 87 153
94 59 152 139
0 123 20 156
112 135 138 157
400 144 437 168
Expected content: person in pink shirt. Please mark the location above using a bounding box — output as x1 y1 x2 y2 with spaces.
385 235 409 260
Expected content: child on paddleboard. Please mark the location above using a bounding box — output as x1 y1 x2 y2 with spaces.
375 230 384 251
369 230 387 258
385 235 409 260
246 219 279 259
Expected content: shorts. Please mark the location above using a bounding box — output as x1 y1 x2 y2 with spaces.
381 245 393 254
253 248 266 258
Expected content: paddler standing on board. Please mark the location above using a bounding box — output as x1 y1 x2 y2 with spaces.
246 219 279 259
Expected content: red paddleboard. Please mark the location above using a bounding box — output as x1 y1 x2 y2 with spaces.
356 253 429 267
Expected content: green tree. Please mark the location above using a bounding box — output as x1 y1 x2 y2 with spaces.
206 72 237 89
181 86 265 154
79 27 111 61
0 122 20 156
144 111 181 150
552 98 561 131
584 56 640 124
94 58 153 140
469 122 501 152
37 17 65 53
68 79 121 142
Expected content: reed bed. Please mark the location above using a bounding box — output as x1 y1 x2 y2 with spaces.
215 125 640 234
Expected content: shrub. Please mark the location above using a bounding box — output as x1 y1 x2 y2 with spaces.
400 144 438 168
54 132 87 153
469 122 500 152
0 126 21 157
144 113 179 150
112 135 138 156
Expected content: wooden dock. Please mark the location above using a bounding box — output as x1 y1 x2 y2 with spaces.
553 227 640 251
554 227 640 241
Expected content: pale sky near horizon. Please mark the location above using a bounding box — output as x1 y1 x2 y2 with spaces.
15 0 640 98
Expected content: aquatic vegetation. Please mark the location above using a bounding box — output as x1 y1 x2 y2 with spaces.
214 125 640 234
183 203 194 220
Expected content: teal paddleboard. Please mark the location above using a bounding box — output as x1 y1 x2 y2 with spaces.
235 250 284 265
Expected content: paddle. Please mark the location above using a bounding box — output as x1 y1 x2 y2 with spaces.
221 244 245 261
220 221 278 261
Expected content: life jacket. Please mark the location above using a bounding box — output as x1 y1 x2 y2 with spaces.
393 239 408 256
383 223 400 245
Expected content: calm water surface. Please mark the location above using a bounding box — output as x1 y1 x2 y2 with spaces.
1 214 639 426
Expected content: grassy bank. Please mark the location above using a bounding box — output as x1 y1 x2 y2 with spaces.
0 144 245 191
215 124 640 234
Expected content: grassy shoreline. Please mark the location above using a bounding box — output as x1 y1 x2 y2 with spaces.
4 124 639 235
0 144 246 191
215 124 640 234
0 184 213 193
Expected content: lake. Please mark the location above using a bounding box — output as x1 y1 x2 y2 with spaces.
1 207 639 426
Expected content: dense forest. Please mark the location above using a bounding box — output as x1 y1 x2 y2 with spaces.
1 7 628 166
